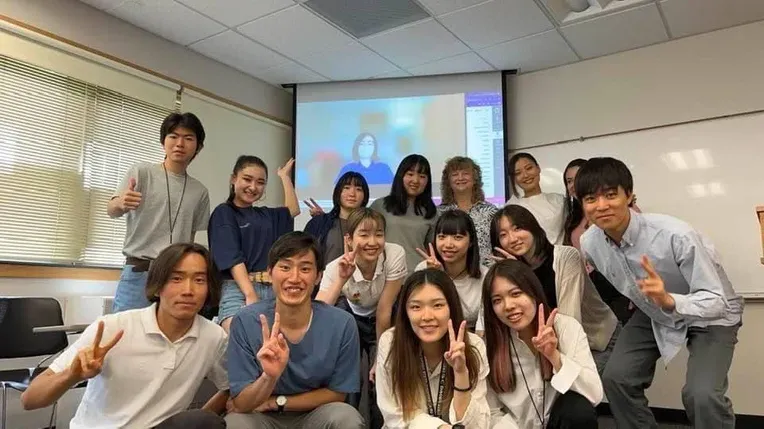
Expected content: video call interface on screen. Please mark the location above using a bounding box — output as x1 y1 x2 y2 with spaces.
295 90 506 209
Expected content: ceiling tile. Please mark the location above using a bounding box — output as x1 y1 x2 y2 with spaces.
176 0 295 27
561 3 668 59
78 0 124 10
479 30 578 72
373 68 413 79
660 0 764 38
106 0 226 45
408 52 494 75
237 5 355 59
254 60 328 84
189 31 289 75
362 19 470 68
417 0 488 16
439 0 554 49
297 42 399 80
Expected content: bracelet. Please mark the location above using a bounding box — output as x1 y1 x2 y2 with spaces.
453 384 472 392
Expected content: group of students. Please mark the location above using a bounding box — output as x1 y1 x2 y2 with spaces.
19 111 743 429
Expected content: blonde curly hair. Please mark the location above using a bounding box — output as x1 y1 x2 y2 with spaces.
440 156 485 205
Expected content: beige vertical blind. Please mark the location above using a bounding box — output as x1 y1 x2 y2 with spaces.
0 54 170 267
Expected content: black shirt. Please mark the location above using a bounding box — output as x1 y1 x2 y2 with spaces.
533 253 558 310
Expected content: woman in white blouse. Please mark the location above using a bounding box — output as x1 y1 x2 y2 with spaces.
477 204 619 374
506 153 566 245
376 269 490 429
414 210 488 331
317 207 408 429
483 259 603 429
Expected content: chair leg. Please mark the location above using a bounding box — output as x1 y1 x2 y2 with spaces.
48 401 57 429
1 385 7 429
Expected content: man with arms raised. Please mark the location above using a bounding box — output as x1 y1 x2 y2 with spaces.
21 243 229 429
225 231 364 429
107 112 211 312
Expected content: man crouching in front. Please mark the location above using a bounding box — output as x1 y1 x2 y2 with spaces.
225 231 365 429
21 242 229 428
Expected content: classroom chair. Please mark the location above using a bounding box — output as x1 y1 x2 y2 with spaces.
0 297 86 429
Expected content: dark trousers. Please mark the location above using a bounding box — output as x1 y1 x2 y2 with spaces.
154 409 226 429
336 297 383 429
548 391 598 429
602 309 739 429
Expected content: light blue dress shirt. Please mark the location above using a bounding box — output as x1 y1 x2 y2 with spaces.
581 210 743 363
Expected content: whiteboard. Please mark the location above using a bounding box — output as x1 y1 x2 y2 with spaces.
518 112 764 298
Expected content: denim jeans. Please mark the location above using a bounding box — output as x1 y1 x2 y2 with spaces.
112 265 150 313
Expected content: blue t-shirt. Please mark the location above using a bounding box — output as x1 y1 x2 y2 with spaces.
208 203 293 279
336 161 394 185
227 300 361 397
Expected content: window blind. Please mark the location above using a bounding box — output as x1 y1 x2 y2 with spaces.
0 54 171 267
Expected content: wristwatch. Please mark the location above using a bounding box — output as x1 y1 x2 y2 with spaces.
276 395 287 413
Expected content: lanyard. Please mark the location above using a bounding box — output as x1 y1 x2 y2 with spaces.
163 163 187 244
420 352 447 418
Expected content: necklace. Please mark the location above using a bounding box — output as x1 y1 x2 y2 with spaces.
163 162 188 244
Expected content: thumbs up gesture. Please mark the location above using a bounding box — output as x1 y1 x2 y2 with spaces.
637 255 675 311
118 178 142 212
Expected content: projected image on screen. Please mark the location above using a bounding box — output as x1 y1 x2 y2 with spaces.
295 91 504 209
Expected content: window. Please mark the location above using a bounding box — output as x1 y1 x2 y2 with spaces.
0 54 170 267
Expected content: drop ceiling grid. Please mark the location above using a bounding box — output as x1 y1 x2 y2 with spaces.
77 0 764 84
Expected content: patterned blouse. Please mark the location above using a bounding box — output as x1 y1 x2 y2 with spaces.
438 201 498 266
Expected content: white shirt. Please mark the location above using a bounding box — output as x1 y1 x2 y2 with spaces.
50 304 228 429
507 193 566 245
475 246 617 352
487 314 603 429
376 329 491 429
414 262 487 329
320 242 407 317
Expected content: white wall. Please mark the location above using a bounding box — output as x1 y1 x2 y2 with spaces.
509 20 764 415
0 0 292 123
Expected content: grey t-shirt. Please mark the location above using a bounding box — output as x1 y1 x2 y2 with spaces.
324 218 348 264
114 162 210 259
370 198 438 273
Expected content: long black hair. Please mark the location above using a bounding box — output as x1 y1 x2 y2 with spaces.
490 205 553 263
330 172 369 216
562 158 587 246
430 210 481 279
507 152 539 196
382 154 437 219
227 155 268 207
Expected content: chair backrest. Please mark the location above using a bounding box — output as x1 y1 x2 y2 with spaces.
0 297 69 359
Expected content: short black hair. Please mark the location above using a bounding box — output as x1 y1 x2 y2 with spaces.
331 172 369 216
432 209 482 279
145 242 221 307
574 157 633 199
160 112 206 152
267 231 325 272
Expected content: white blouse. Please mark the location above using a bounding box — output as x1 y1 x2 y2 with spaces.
487 314 603 429
414 262 488 329
476 246 618 352
376 329 491 429
507 193 566 245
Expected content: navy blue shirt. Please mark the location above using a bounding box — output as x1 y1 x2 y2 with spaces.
208 203 293 279
227 300 361 397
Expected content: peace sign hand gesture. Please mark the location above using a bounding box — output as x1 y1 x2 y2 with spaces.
338 242 359 280
444 319 468 375
303 198 325 217
638 255 675 310
416 243 443 271
531 304 560 366
256 313 290 380
69 321 123 382
488 246 517 262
